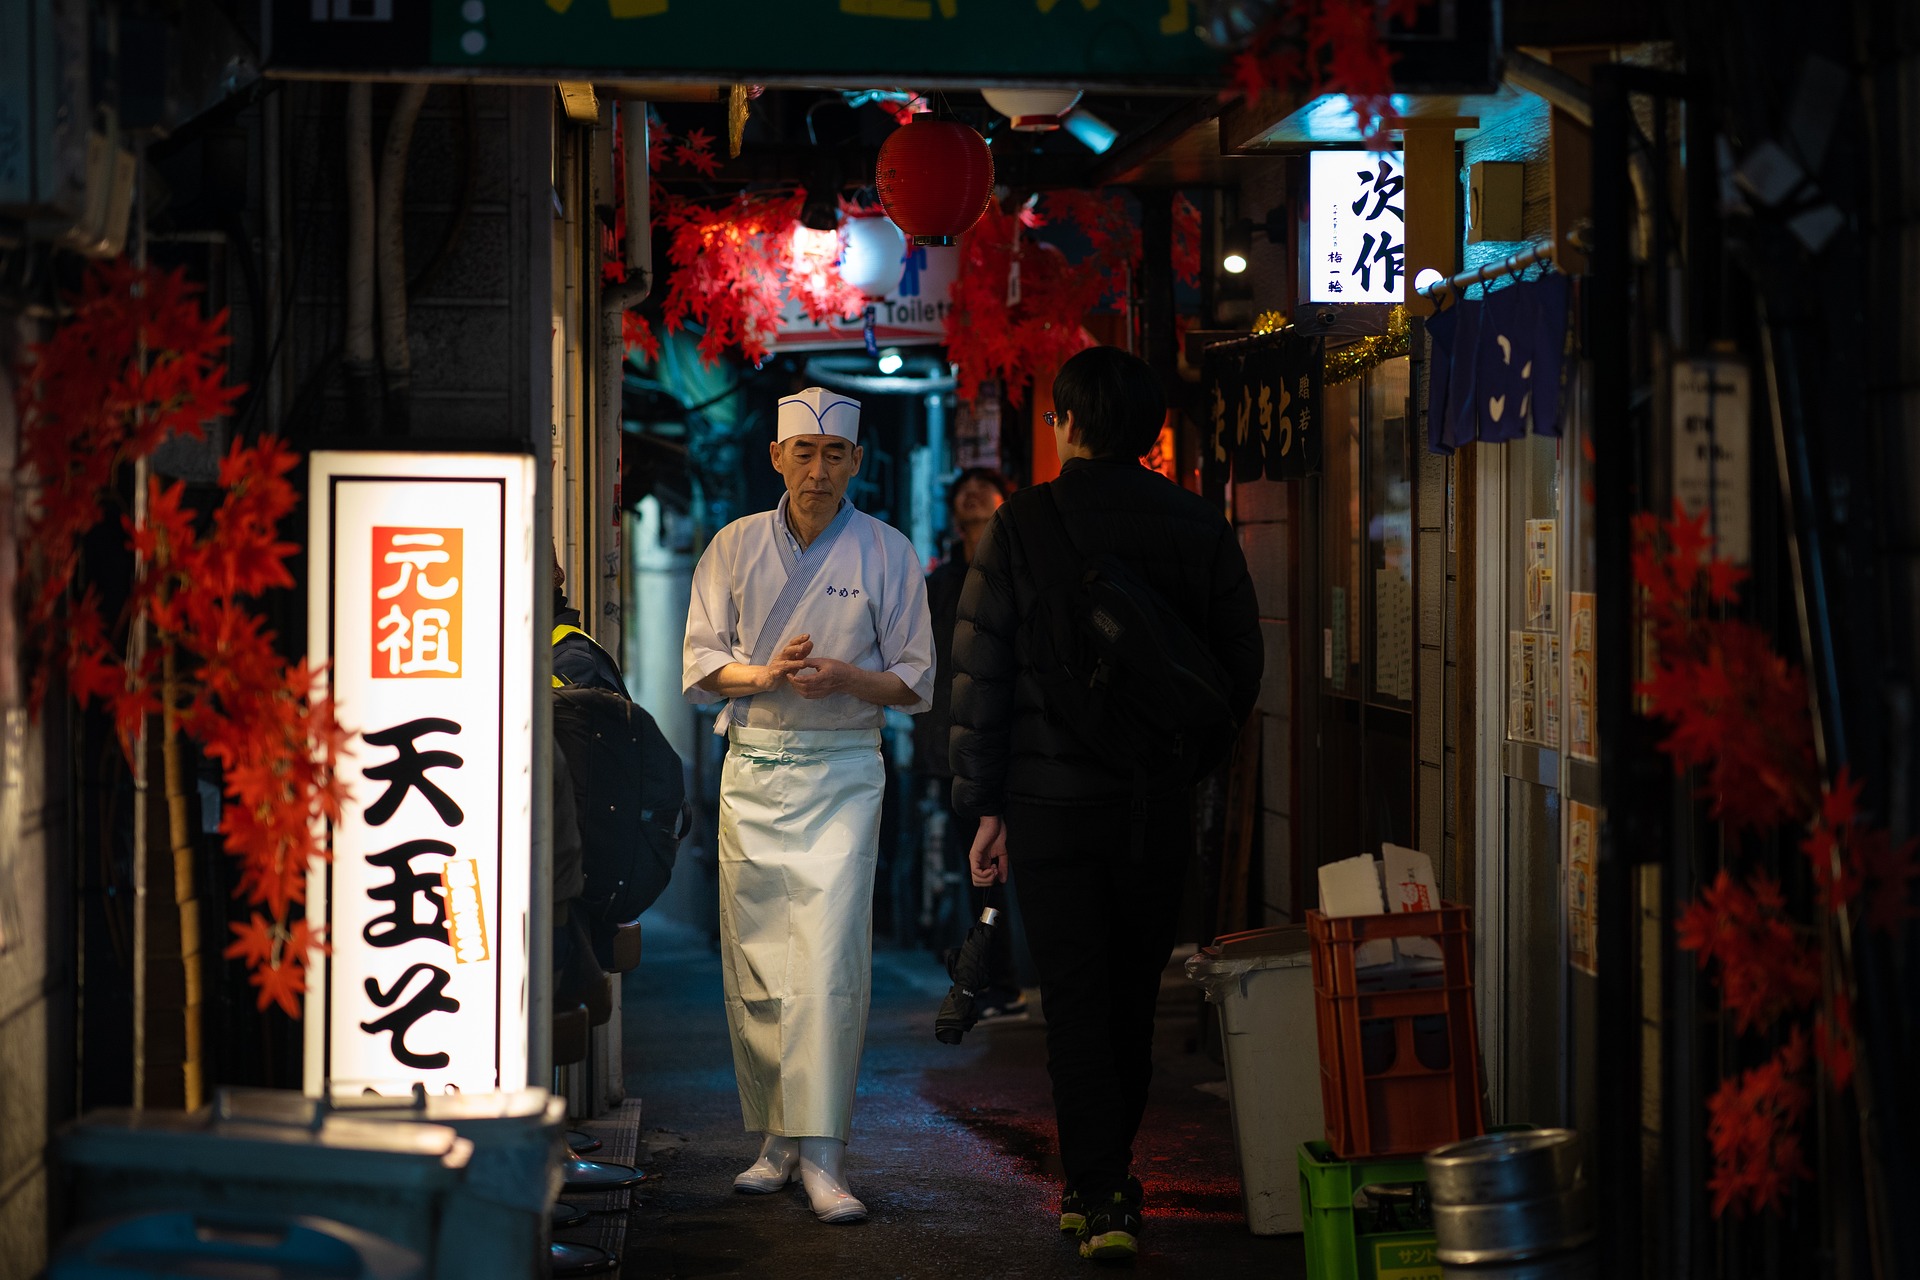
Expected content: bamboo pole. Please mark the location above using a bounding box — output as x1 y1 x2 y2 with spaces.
161 645 202 1109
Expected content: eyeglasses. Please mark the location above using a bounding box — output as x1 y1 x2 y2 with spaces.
1042 410 1058 428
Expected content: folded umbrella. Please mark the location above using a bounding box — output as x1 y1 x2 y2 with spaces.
934 887 1003 1045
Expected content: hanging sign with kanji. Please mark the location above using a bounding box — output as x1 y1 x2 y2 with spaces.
1308 149 1406 304
1202 333 1323 487
306 451 535 1098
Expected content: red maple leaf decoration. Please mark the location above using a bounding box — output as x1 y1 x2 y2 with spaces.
1637 502 1914 1216
16 261 346 1016
1223 0 1433 145
945 191 1143 408
1705 1032 1813 1216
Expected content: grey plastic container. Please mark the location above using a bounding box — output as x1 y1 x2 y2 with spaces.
51 1211 423 1279
1185 926 1322 1235
214 1087 567 1278
57 1109 470 1272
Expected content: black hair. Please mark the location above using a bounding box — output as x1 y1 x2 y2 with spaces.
947 466 1011 512
1050 346 1165 459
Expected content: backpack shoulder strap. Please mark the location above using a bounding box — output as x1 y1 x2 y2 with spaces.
552 623 617 689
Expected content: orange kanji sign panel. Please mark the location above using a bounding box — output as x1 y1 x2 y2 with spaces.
371 527 464 679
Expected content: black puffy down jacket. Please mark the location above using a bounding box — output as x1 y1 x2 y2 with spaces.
948 455 1263 816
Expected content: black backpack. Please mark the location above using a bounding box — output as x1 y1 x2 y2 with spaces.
551 680 689 960
1010 485 1240 789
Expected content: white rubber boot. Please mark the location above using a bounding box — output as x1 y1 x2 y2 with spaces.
798 1137 867 1223
732 1133 800 1193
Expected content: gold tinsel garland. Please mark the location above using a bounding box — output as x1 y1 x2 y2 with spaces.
1323 304 1410 387
1252 309 1288 335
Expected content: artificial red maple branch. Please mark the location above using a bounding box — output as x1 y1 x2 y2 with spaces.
605 115 864 367
945 190 1145 408
1226 0 1433 145
1638 504 1920 1215
13 260 344 1018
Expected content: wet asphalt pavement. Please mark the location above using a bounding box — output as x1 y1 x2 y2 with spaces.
618 913 1307 1278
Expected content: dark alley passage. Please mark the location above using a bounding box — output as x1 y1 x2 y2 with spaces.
619 914 1306 1278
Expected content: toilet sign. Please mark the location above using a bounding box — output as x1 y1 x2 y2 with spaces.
306 451 535 1097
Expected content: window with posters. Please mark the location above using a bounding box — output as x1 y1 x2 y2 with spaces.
306 451 535 1097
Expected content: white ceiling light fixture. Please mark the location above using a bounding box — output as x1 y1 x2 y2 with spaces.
981 88 1084 132
1222 251 1249 275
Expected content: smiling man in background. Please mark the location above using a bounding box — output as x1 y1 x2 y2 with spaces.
682 387 935 1224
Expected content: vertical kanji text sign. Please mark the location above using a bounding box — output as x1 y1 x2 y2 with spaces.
305 451 535 1097
1308 149 1408 305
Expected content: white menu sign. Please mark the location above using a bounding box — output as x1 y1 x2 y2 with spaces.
1309 149 1407 304
1671 359 1751 566
305 451 535 1097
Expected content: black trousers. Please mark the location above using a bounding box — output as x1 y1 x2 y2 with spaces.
1007 794 1190 1201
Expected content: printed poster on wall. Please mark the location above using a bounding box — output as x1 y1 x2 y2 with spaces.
306 451 536 1098
1508 630 1537 742
1541 634 1561 749
1569 591 1597 761
1568 801 1599 976
1524 518 1557 631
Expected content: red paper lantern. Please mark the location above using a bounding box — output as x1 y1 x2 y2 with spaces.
874 114 995 247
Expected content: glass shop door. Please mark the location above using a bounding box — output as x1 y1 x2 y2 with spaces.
1303 356 1417 885
1473 366 1595 1130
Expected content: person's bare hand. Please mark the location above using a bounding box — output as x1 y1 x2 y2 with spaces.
969 816 1009 886
787 656 857 699
745 635 812 691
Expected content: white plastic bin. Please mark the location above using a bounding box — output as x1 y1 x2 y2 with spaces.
1187 925 1324 1235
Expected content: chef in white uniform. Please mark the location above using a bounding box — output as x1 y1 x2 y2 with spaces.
682 387 934 1224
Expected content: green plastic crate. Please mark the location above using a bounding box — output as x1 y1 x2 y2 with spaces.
1298 1140 1441 1280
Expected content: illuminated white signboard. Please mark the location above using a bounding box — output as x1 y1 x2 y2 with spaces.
305 451 535 1097
772 242 958 352
1308 149 1407 304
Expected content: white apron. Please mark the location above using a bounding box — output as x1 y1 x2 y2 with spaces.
683 496 933 1143
717 725 885 1141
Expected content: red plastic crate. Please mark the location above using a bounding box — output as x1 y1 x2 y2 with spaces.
1307 904 1486 1160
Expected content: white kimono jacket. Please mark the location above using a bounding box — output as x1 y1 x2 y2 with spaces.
681 496 934 1141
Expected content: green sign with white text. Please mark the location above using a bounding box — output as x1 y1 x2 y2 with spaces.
268 0 1223 89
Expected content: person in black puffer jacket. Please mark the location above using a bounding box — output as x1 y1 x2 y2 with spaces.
949 346 1261 1263
913 466 1026 1017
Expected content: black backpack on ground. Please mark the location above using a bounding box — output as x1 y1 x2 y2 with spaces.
551 674 689 967
1009 485 1241 792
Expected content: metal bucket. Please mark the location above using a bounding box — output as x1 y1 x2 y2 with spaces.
1424 1130 1585 1204
1424 1129 1592 1265
1441 1247 1598 1280
1430 1188 1594 1264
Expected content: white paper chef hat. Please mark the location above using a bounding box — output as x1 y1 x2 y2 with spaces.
776 387 861 444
